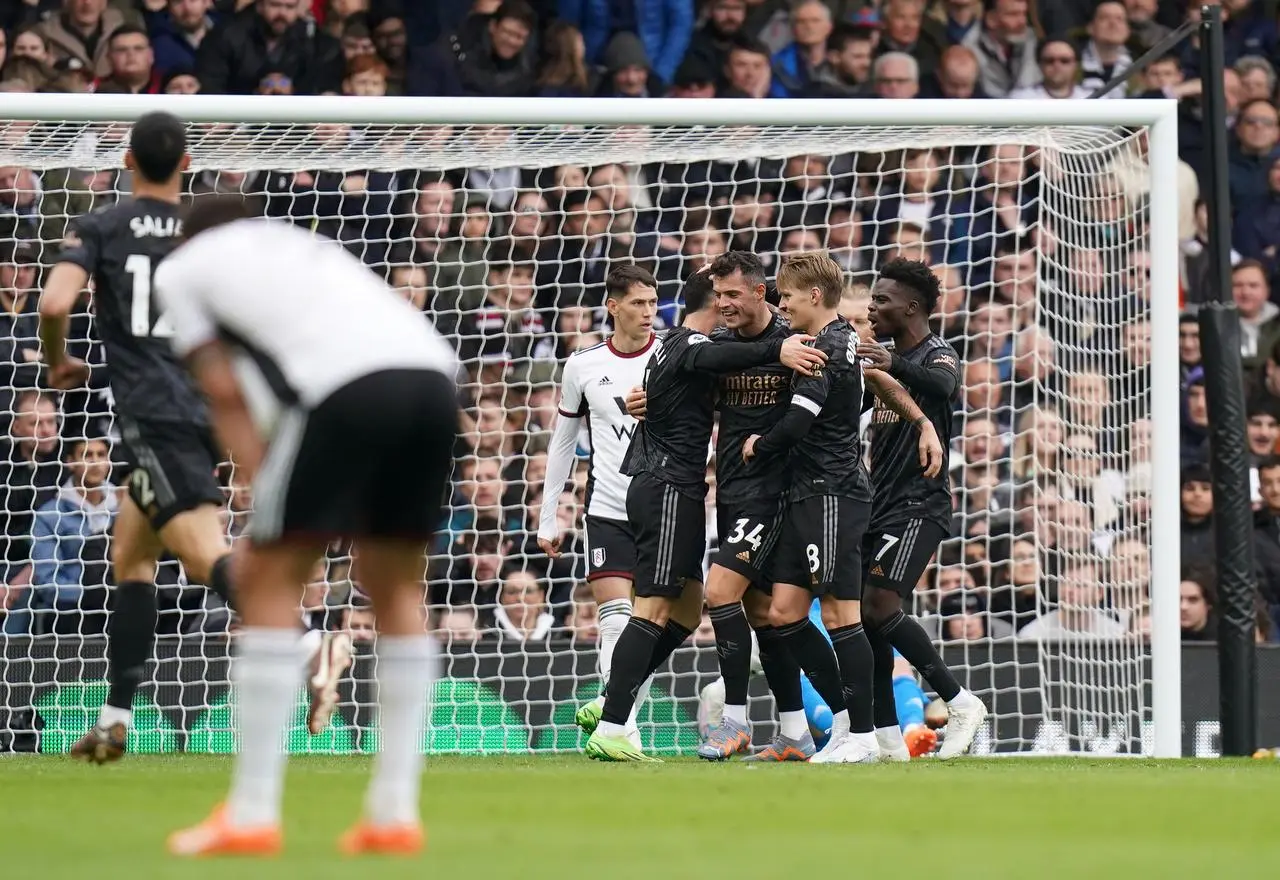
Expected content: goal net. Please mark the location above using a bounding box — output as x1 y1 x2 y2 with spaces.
0 96 1180 758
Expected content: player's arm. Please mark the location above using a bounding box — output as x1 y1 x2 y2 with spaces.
746 357 835 460
38 219 97 389
680 332 825 375
537 361 585 557
858 341 961 399
864 369 944 478
188 342 266 480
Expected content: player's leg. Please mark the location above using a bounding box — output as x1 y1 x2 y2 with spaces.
740 588 815 761
862 520 986 759
892 653 937 758
580 513 636 731
337 537 436 854
70 491 162 763
157 503 232 600
697 564 755 758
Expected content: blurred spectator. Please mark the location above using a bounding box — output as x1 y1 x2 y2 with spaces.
369 6 408 93
95 24 161 93
11 26 51 67
1179 564 1217 642
1236 54 1276 104
877 0 945 80
1233 259 1280 370
536 20 595 96
342 51 387 95
1184 198 1242 304
1179 313 1201 383
1253 456 1280 608
563 582 598 644
1059 432 1126 531
493 568 554 640
961 0 1037 98
40 0 138 79
559 0 693 87
1018 557 1126 640
3 438 115 636
919 43 983 99
1078 0 1131 98
149 0 215 76
720 33 783 98
0 391 61 587
1124 0 1169 55
684 0 745 84
931 591 1014 641
1181 368 1209 466
806 22 872 97
1229 98 1280 210
412 0 537 97
196 0 343 95
598 31 656 97
1180 463 1215 569
990 537 1041 631
0 240 41 415
872 50 918 99
162 65 199 92
771 0 831 97
1009 40 1088 100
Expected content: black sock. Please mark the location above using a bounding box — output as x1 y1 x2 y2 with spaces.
830 623 875 734
776 618 844 712
709 603 753 706
882 610 962 702
865 622 901 730
754 624 803 713
644 620 693 678
106 581 157 712
601 617 663 725
209 553 235 608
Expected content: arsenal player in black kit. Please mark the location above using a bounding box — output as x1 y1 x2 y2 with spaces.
856 258 988 760
584 267 826 762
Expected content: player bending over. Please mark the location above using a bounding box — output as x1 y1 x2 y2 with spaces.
585 267 825 762
37 112 349 763
155 198 457 857
855 258 987 759
539 265 661 748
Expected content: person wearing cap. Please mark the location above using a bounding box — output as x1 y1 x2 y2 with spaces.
39 0 140 80
596 30 657 97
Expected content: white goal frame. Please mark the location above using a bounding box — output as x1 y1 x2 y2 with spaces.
0 93 1183 758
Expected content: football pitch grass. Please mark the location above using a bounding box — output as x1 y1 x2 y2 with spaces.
5 755 1278 879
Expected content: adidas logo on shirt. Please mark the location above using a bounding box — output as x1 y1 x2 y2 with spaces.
598 376 612 385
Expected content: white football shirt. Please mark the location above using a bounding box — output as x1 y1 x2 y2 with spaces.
153 219 457 435
554 334 658 522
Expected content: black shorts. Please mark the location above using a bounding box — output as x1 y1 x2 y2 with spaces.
116 415 224 530
626 473 706 598
247 369 457 544
771 495 871 600
711 495 784 586
584 515 636 582
863 519 950 597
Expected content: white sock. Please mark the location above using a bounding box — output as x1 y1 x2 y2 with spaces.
227 628 301 828
948 688 976 707
595 598 632 692
779 710 808 740
876 725 907 748
722 704 748 725
831 709 851 737
627 673 654 729
596 720 627 737
97 704 132 729
366 635 439 827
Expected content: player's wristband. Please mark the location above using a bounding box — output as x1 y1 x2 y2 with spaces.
912 416 929 429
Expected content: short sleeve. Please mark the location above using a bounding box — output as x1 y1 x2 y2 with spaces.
153 246 217 358
56 213 101 273
557 355 586 418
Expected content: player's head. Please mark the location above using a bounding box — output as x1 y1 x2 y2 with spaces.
840 280 873 341
707 250 767 330
869 257 941 337
181 194 256 240
774 250 844 331
604 263 658 338
125 111 190 184
679 264 717 322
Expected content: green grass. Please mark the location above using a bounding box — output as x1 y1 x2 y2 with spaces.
5 755 1278 879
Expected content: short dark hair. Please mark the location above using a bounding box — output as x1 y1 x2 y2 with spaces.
182 194 256 240
708 250 766 292
129 111 187 184
828 22 872 53
494 0 537 31
1181 462 1212 486
1180 563 1217 607
109 23 150 47
726 33 770 61
605 263 657 300
681 267 716 316
1257 454 1280 473
878 257 941 313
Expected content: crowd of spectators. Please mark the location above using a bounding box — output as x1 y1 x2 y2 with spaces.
0 0 1275 653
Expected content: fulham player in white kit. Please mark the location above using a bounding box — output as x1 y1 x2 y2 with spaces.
538 265 679 746
155 197 458 858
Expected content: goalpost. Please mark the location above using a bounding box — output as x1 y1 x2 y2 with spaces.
0 93 1181 759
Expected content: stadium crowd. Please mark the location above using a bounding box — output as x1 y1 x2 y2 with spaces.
0 0 1275 649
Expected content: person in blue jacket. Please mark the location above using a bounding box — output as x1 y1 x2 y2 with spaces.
557 0 693 87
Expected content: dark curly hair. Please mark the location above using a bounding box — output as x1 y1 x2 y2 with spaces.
878 257 941 314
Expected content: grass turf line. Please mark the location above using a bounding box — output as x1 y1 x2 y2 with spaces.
5 755 1278 880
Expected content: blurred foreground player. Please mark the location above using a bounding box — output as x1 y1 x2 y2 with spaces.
155 198 458 856
857 258 987 760
38 111 349 762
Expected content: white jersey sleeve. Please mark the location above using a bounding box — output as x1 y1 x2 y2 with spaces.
537 357 585 541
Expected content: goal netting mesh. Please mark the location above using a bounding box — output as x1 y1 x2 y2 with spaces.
0 115 1158 756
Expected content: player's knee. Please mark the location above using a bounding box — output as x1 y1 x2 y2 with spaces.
862 587 901 626
111 542 156 584
820 604 838 631
743 591 771 628
767 602 800 629
705 570 744 607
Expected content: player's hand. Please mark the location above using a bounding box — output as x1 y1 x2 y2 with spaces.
47 357 90 390
780 335 826 376
743 434 760 462
856 341 893 371
625 386 647 420
537 535 563 559
917 421 944 479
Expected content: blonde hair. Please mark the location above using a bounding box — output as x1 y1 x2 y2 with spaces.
776 251 845 307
